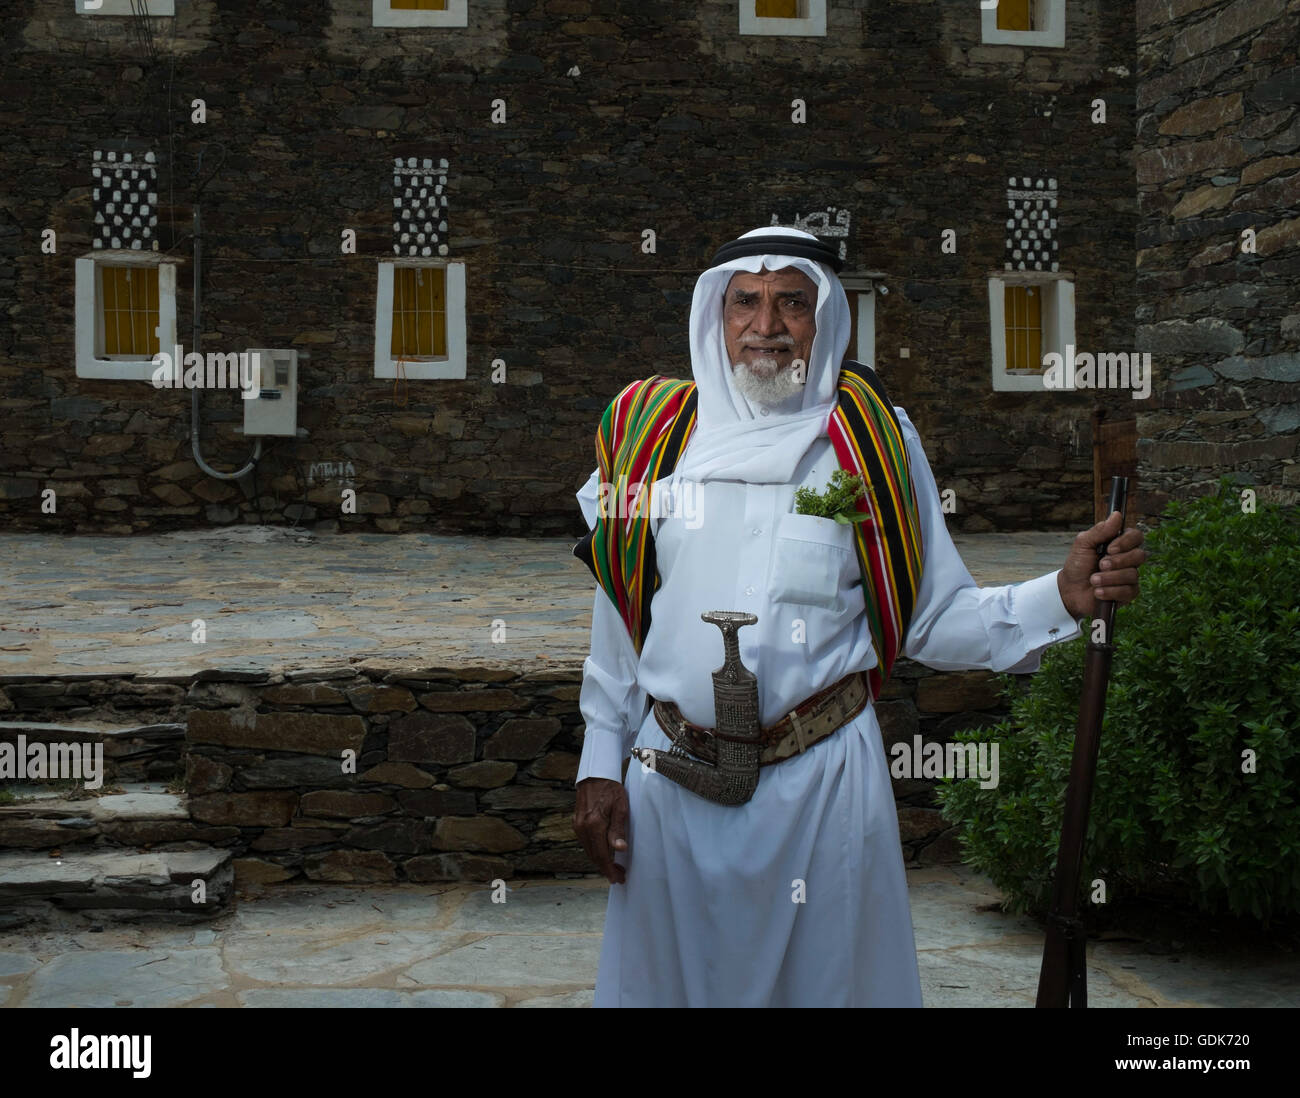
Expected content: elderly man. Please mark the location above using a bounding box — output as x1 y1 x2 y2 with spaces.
570 226 1146 1007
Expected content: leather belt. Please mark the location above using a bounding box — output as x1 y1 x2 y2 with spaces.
651 671 870 768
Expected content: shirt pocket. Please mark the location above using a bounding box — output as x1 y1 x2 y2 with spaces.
767 511 858 612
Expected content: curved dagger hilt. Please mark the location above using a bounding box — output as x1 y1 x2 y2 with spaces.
702 611 757 683
632 610 762 806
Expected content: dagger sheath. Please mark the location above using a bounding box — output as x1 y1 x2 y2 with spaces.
632 610 762 806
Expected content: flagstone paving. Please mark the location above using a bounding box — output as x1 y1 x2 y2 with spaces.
8 524 1277 1010
1 867 1295 1008
0 527 1077 678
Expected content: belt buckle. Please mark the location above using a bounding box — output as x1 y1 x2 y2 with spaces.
789 708 809 754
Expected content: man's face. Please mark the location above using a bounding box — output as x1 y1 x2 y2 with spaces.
722 267 818 381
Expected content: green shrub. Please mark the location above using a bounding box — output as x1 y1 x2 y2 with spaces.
937 477 1300 923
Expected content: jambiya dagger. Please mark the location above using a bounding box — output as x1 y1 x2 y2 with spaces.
632 611 763 806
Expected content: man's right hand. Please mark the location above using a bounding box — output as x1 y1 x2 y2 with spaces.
574 777 629 885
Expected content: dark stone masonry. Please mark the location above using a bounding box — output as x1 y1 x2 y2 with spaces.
0 661 1012 877
0 0 1142 536
1135 0 1300 512
2 0 1296 888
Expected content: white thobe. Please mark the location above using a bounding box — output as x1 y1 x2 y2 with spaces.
575 405 1081 1007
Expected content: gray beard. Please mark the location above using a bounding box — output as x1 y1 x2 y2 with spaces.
730 356 806 406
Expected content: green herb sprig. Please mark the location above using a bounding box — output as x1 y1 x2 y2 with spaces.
793 469 873 524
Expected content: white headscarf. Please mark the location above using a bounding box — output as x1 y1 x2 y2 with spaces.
672 226 851 485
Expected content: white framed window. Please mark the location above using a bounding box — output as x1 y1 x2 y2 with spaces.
75 252 178 381
75 0 175 14
980 0 1065 48
840 274 878 369
740 0 827 37
988 273 1075 391
373 0 468 28
374 259 467 380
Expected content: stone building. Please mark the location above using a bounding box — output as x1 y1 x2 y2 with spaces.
2 0 1154 535
1135 0 1300 514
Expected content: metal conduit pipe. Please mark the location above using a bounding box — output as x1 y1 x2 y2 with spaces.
188 183 261 481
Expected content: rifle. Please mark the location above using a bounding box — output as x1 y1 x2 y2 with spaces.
1035 476 1129 1008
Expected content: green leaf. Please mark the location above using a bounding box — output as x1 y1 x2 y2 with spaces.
938 474 1300 925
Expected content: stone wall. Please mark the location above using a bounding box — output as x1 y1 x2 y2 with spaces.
0 659 1019 877
875 661 1011 866
1135 0 1300 514
1 0 1136 536
184 666 584 884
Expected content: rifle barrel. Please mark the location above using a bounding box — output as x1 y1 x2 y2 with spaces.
1035 476 1128 1009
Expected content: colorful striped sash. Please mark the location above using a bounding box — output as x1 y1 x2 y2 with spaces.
573 362 924 700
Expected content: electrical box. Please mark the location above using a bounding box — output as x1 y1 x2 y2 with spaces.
242 348 298 437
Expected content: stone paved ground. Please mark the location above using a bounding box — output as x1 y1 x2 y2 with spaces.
2 867 1296 1008
0 528 1077 677
13 526 1284 1009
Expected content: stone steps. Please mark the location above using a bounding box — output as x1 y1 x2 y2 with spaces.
0 719 186 783
0 766 237 923
0 785 197 849
0 846 233 921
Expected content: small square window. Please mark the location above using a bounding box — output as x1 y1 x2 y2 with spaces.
391 266 447 359
740 0 826 36
1004 284 1042 372
75 254 177 380
843 286 877 369
997 0 1033 31
989 274 1075 391
980 0 1065 48
373 0 467 27
374 260 466 379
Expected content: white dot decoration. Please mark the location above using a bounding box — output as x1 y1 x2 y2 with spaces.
1003 177 1059 273
392 156 450 257
92 147 158 250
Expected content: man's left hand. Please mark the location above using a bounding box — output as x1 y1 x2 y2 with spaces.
1057 510 1148 619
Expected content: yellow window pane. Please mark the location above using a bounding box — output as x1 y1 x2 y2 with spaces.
1026 286 1041 369
415 268 431 353
101 265 159 357
1003 290 1015 368
392 268 410 356
139 268 160 356
757 0 799 17
1004 285 1044 371
103 269 119 355
392 267 447 358
114 269 129 355
431 289 446 356
132 301 148 353
432 269 446 356
997 0 1033 31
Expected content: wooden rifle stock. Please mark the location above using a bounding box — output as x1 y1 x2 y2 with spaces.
1035 476 1128 1008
